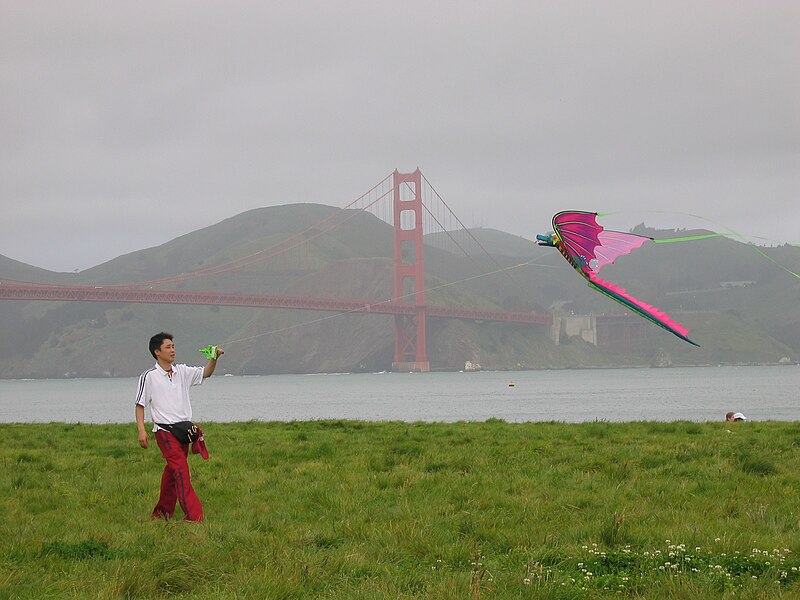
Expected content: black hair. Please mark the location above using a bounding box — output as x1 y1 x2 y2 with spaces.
149 332 173 359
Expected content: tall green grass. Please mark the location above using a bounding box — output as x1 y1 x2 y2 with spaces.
3 420 800 598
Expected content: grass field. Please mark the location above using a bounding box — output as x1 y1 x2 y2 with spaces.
3 420 800 599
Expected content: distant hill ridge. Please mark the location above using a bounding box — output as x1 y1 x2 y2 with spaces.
1 203 798 378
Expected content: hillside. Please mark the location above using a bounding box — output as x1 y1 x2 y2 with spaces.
1 205 798 378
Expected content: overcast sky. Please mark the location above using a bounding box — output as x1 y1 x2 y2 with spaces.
2 1 798 272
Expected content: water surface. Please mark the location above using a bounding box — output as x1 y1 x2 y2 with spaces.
1 365 797 424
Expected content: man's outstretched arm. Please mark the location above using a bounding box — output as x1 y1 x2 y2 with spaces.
203 347 224 379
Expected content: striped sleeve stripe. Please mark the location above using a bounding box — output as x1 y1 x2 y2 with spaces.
135 367 156 405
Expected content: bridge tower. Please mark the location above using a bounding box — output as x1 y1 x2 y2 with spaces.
392 168 430 372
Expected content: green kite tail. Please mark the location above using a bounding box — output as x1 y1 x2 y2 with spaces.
198 345 219 360
652 233 731 243
596 210 800 278
747 245 800 280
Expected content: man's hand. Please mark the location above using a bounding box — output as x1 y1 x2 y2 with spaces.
138 430 149 449
199 345 224 360
203 346 225 378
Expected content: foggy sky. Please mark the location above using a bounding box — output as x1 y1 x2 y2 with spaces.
2 1 798 272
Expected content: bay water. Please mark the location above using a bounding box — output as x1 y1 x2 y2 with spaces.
0 365 797 424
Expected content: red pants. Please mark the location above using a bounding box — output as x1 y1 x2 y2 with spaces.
152 429 204 522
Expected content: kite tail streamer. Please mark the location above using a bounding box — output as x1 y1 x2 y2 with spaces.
747 245 800 280
599 210 800 279
652 233 730 243
705 225 800 280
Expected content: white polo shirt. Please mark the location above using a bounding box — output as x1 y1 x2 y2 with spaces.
136 363 204 432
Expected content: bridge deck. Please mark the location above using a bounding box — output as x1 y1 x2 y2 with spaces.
0 283 552 325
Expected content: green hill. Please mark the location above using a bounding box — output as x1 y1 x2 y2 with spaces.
0 205 797 378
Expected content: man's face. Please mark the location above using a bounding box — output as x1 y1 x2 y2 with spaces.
155 339 176 364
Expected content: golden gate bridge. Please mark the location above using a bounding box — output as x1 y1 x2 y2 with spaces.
0 169 647 370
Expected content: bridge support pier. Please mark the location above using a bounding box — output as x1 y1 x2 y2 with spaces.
551 310 598 346
392 310 430 372
391 169 430 372
550 311 562 345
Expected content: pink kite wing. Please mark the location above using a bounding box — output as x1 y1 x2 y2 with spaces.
552 211 651 274
594 230 651 273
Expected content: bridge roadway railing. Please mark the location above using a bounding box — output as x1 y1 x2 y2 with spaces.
0 283 552 326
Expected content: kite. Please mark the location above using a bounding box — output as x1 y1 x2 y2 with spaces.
537 211 699 346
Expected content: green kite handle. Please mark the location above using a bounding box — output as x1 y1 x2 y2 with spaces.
198 345 219 360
